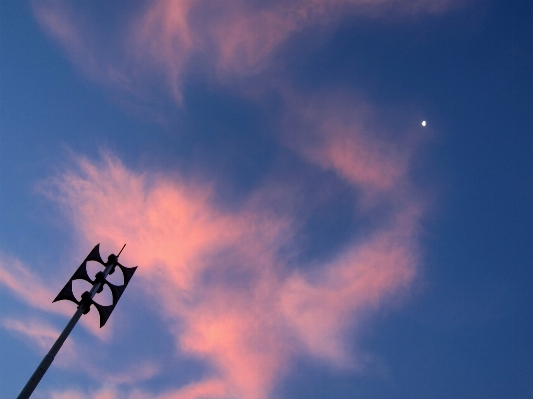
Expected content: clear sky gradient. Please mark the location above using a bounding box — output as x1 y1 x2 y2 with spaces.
1 1 532 398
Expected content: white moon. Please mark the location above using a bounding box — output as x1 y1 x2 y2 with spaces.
422 121 427 127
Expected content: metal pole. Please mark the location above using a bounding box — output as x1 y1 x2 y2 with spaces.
17 261 114 399
17 305 85 399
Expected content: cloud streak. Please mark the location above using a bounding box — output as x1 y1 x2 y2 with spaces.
35 129 422 398
0 256 67 315
32 0 467 101
0 254 114 339
3 315 159 388
50 379 229 399
3 318 77 363
1 1 454 398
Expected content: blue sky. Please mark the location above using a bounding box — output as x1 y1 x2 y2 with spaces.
1 1 532 398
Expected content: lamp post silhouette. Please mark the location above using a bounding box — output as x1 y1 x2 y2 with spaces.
17 244 137 399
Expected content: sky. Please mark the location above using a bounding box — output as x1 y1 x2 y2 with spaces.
0 1 532 398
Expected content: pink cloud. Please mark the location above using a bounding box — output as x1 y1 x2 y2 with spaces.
2 81 426 399
23 2 439 397
131 0 195 101
32 0 466 101
41 154 292 398
4 315 160 388
35 141 423 398
280 211 419 364
0 256 68 315
0 86 428 399
102 362 160 386
0 255 112 339
50 379 228 399
4 318 73 355
51 387 118 399
177 288 291 399
3 318 78 368
32 2 106 86
281 90 416 201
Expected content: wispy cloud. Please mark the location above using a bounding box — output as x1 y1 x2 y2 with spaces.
3 318 77 366
282 91 412 195
33 132 423 397
0 256 68 315
3 316 159 387
0 255 112 338
10 1 453 398
50 379 229 399
32 0 466 102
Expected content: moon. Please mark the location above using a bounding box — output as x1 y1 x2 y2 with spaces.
422 121 427 127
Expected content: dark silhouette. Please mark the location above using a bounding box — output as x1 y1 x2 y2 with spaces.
17 244 137 399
